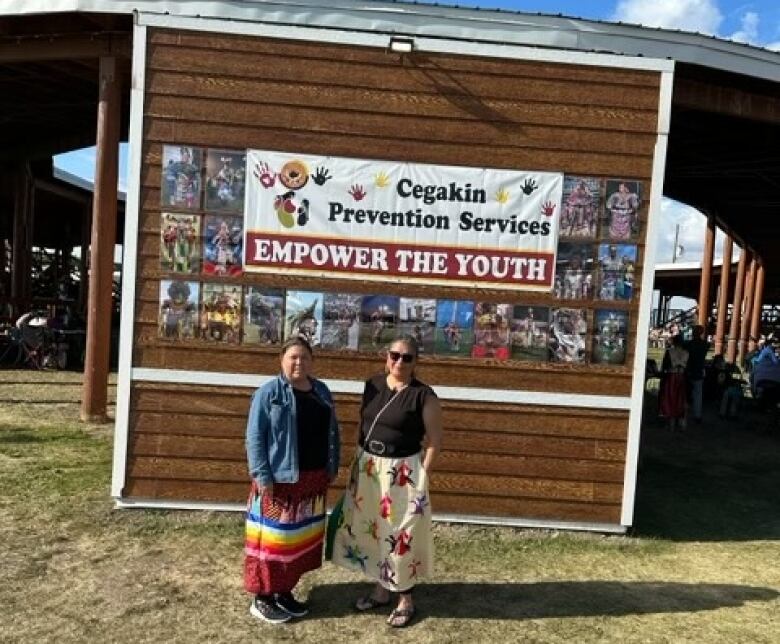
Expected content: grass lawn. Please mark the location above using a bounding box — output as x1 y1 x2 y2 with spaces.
1 370 778 643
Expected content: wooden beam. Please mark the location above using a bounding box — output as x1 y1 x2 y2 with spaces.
738 256 757 365
697 215 716 326
81 56 120 423
713 235 732 355
749 262 765 352
33 178 92 204
674 77 780 125
726 248 747 364
0 33 130 63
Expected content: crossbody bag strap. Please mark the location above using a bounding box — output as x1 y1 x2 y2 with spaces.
358 389 402 459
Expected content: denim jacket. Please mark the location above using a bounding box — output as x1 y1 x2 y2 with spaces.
245 373 340 486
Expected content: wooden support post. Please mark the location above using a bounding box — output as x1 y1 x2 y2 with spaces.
697 215 715 326
81 57 120 423
11 170 28 311
726 248 747 364
713 235 732 355
749 262 765 352
737 256 757 365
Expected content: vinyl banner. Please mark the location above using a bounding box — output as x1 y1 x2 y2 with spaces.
244 150 563 290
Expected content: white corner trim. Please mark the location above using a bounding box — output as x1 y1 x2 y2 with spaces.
136 11 673 73
112 21 147 499
432 513 627 534
130 367 631 410
114 497 245 511
620 68 674 527
113 497 625 533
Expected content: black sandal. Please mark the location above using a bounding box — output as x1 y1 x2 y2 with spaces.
387 606 416 628
355 594 391 611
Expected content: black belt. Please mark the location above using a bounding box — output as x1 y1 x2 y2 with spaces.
362 439 419 458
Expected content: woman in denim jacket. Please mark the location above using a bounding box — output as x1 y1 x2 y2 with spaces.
244 336 340 624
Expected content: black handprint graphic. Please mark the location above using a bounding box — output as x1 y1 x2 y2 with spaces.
312 166 332 186
521 178 538 195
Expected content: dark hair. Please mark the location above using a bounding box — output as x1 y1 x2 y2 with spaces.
389 334 420 358
671 333 684 347
280 335 313 357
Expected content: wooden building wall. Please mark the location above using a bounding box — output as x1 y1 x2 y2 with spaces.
124 27 661 525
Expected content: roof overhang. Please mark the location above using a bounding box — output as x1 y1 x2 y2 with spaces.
1 0 777 81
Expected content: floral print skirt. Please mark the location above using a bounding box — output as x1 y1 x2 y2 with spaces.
332 451 432 592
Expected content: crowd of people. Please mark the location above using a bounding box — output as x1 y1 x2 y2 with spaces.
656 324 780 429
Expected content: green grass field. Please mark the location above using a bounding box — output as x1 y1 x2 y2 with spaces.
1 370 778 643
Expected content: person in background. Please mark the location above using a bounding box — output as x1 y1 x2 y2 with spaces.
332 335 443 628
685 325 709 423
659 333 689 431
244 337 340 624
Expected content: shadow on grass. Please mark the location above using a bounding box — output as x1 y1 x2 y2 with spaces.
308 581 777 620
633 393 780 541
0 426 91 444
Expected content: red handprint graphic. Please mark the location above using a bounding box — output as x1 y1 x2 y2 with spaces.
348 184 367 201
541 201 556 217
253 161 276 189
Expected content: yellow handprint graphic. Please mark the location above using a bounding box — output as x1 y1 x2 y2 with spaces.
495 187 510 204
374 171 391 188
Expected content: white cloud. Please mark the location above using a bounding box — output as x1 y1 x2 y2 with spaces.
612 0 723 35
729 11 759 43
765 41 780 51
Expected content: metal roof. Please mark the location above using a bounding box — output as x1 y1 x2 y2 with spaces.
1 0 778 81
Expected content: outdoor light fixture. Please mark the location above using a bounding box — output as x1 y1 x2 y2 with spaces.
388 36 414 54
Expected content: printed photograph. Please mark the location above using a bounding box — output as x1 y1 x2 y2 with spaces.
359 295 400 352
161 144 202 210
472 302 511 360
560 176 600 239
597 243 637 301
592 309 629 365
321 293 362 351
554 242 595 300
158 280 199 340
204 148 246 213
603 179 641 240
398 298 436 355
243 287 284 345
200 283 242 344
549 307 588 363
510 306 550 362
285 290 323 347
434 300 475 357
160 212 200 274
203 214 243 276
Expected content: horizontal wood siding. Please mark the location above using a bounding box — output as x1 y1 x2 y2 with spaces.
125 383 626 523
122 26 661 524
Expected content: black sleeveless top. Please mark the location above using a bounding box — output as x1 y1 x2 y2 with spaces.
294 387 330 471
359 374 436 457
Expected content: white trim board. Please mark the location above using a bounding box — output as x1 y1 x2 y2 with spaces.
131 367 632 410
111 20 147 499
113 498 625 533
619 68 675 528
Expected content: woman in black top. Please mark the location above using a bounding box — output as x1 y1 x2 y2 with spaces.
332 335 443 628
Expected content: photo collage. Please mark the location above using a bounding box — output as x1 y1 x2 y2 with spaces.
554 176 640 305
156 150 634 364
158 144 247 345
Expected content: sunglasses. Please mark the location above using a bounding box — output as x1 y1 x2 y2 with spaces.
388 350 415 364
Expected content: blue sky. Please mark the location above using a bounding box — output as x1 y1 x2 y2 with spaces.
54 0 779 272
